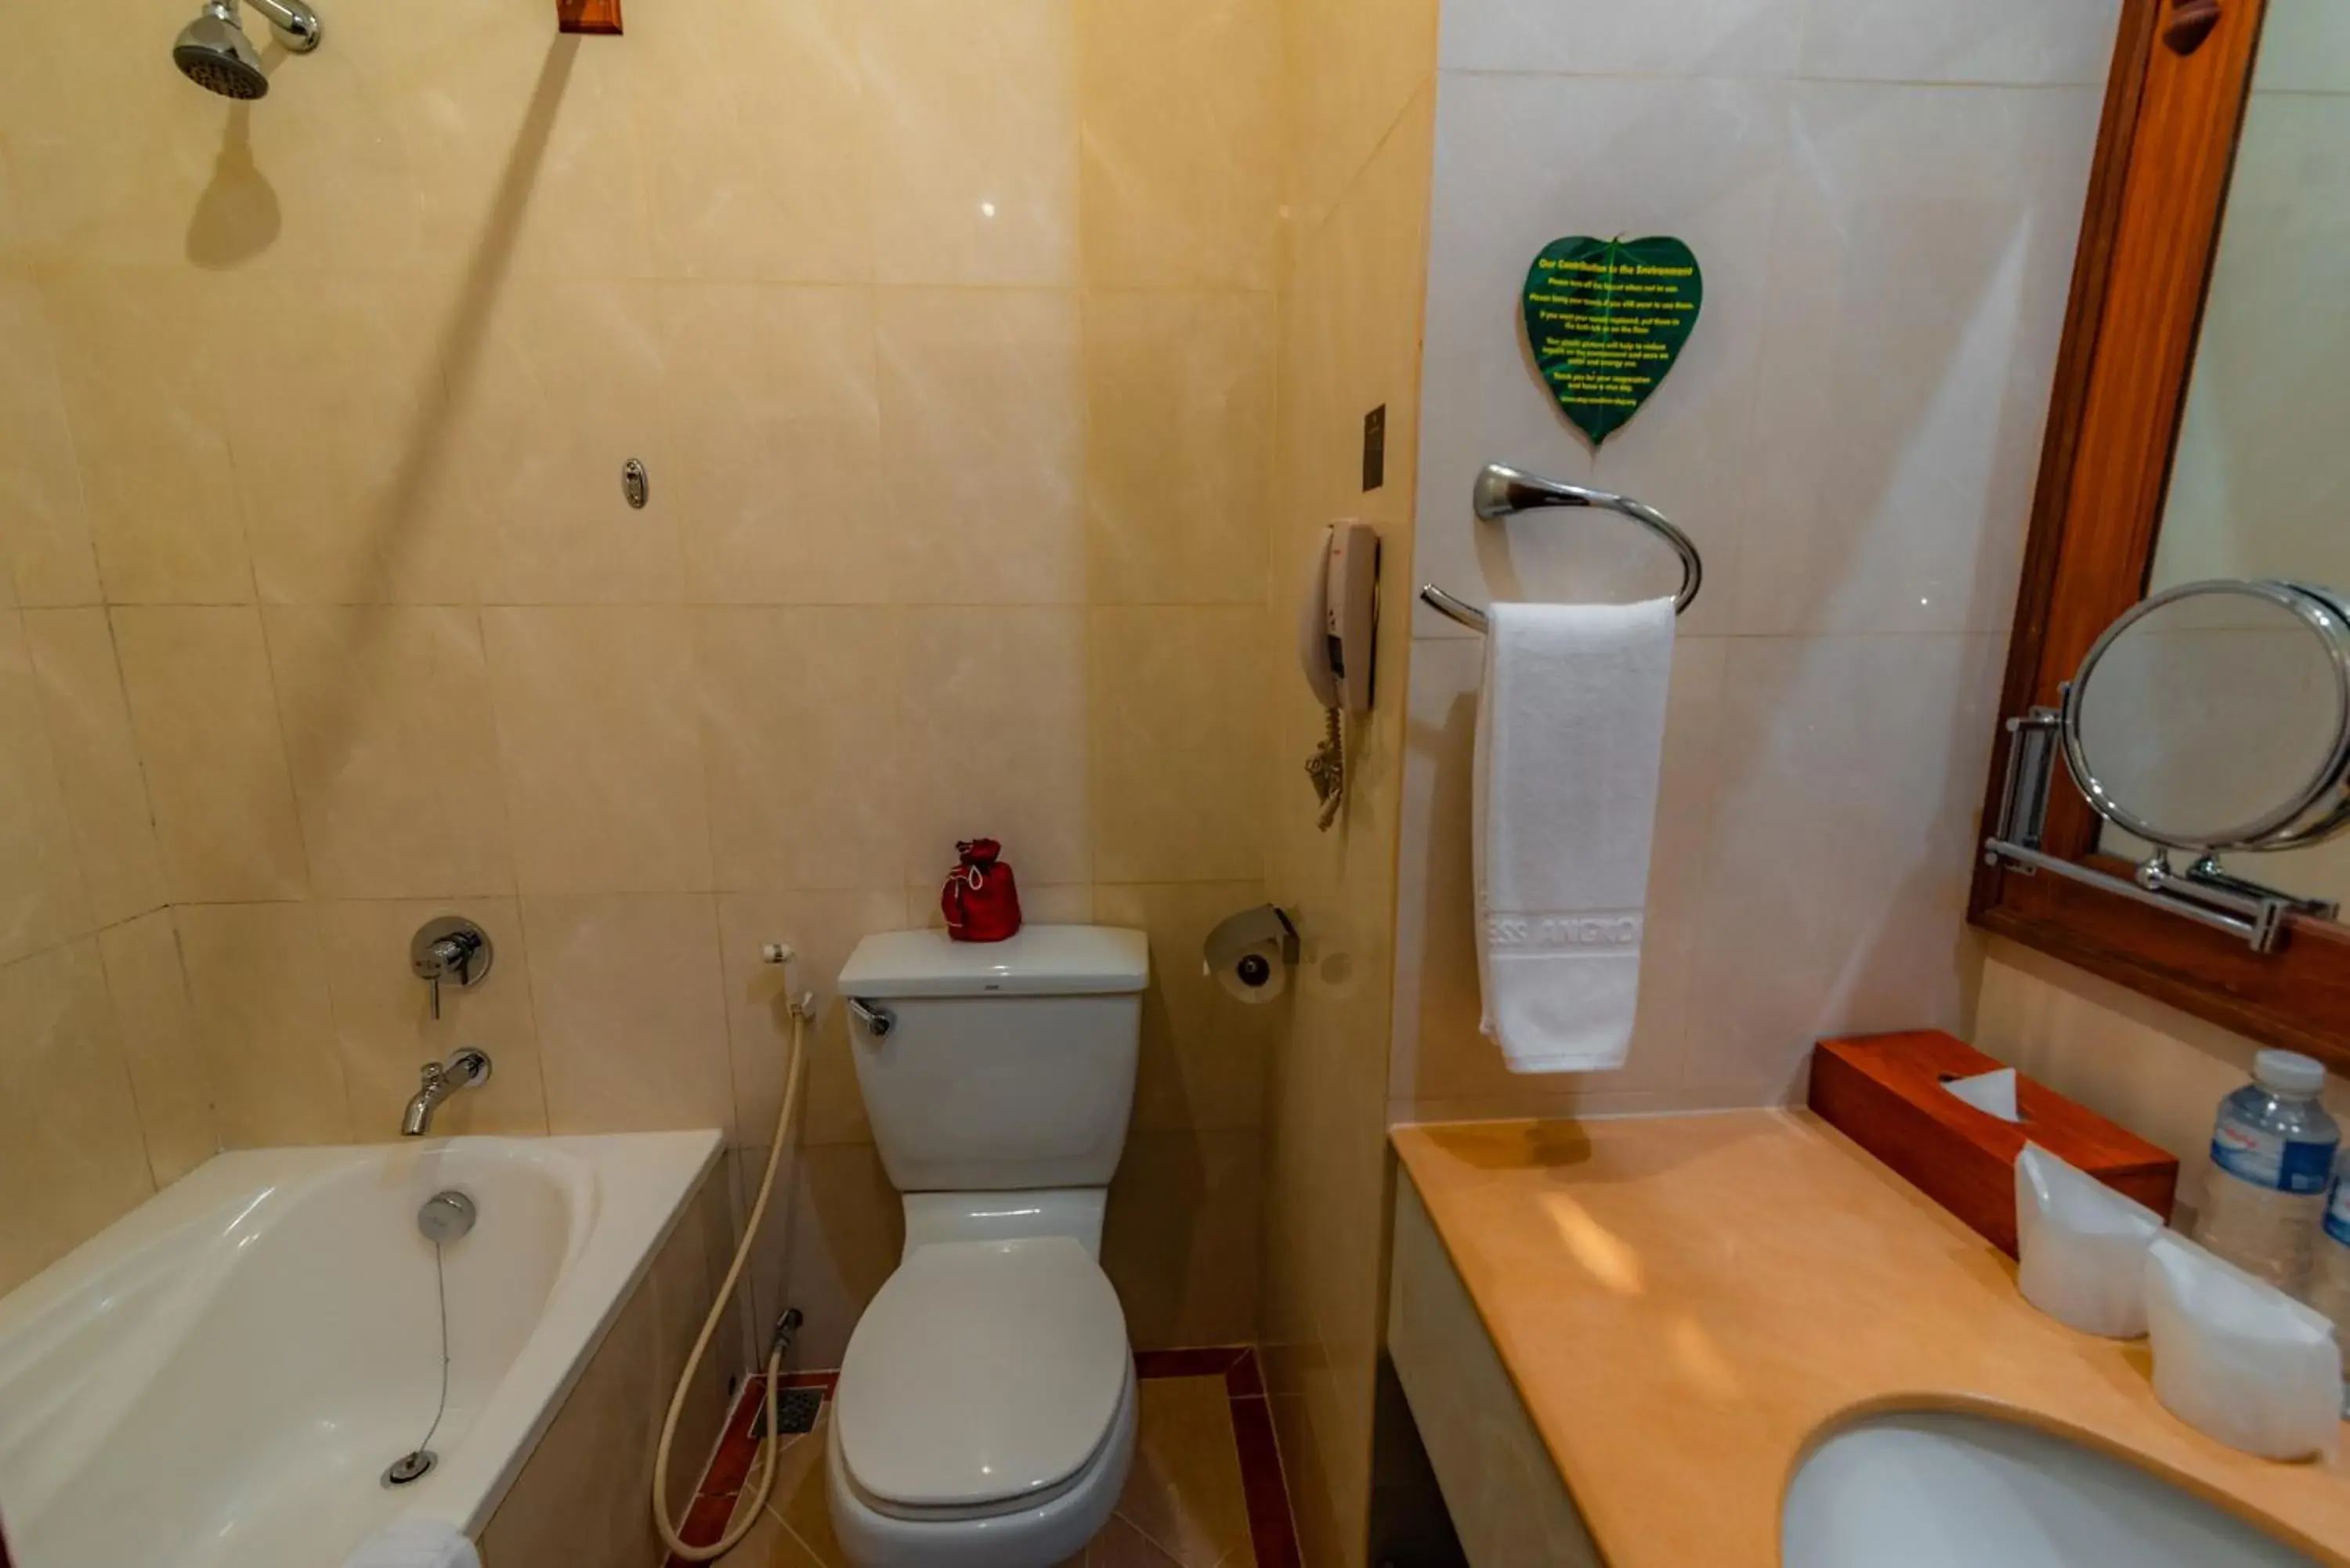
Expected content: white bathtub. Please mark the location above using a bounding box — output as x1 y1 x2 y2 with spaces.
0 1131 723 1568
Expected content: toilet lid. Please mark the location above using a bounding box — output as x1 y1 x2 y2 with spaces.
835 1237 1130 1511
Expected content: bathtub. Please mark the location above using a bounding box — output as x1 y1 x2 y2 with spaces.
0 1131 725 1568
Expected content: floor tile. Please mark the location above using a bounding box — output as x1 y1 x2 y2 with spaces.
672 1357 1289 1568
1115 1377 1256 1567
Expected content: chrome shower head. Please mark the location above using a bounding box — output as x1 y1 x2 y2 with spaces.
172 0 323 100
175 2 267 99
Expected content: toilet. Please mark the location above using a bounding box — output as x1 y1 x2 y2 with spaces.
826 925 1150 1568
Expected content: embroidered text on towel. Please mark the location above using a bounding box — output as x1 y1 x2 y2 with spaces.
1484 911 1643 951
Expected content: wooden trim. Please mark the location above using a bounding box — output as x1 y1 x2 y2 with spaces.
1966 0 2350 1064
555 0 622 34
1968 0 2163 919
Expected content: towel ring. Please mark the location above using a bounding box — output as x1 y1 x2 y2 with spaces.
1419 463 1704 632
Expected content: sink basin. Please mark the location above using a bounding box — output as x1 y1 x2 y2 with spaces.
1782 1410 2318 1567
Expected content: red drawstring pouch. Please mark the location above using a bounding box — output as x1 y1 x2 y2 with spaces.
941 839 1022 942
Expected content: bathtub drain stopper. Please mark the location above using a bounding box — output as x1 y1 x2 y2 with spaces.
383 1449 437 1487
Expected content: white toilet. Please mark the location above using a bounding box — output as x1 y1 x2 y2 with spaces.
825 925 1150 1568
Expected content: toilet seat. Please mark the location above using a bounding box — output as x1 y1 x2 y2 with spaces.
833 1235 1130 1519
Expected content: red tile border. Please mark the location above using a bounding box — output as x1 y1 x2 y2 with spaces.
1133 1345 1248 1380
663 1374 781 1566
667 1350 1302 1568
1227 1378 1302 1568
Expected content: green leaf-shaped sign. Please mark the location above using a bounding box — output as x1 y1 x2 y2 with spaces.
1521 236 1703 446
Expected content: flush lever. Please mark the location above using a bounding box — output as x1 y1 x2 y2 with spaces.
410 916 494 1021
846 998 894 1039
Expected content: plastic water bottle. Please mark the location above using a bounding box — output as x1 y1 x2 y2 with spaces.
2303 1165 2350 1415
2196 1050 2338 1292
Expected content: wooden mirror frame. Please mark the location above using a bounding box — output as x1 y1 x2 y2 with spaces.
1969 0 2350 1064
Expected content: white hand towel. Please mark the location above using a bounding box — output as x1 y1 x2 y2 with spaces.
342 1519 480 1568
1473 598 1673 1072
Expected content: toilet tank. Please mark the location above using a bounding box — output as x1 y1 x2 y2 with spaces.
837 927 1148 1193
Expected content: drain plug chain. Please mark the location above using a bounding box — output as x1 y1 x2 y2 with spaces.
383 1190 472 1488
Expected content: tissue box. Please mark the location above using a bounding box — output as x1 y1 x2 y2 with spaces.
1809 1031 2178 1257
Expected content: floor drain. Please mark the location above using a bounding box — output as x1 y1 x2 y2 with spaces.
753 1387 824 1440
383 1450 438 1487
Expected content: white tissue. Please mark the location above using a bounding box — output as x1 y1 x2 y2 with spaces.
342 1519 480 1568
2014 1143 2163 1338
2145 1231 2341 1461
1943 1067 2020 1123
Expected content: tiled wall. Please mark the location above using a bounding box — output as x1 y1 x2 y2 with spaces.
0 0 1284 1353
1254 2 1439 1563
1972 941 2350 1227
478 1165 736 1568
1390 0 2123 1125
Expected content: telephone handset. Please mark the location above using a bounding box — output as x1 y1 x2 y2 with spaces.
1296 520 1379 714
1296 521 1379 829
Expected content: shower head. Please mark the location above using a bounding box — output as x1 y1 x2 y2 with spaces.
173 0 323 100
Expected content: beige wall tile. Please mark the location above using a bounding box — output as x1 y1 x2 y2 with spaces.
1284 0 1440 235
0 610 93 963
861 0 1079 286
112 607 309 903
628 0 870 283
228 273 469 606
728 1143 797 1371
1104 1129 1263 1351
878 288 1085 605
644 1166 736 1520
483 607 714 896
900 608 1091 885
1095 883 1274 1134
667 286 888 606
1257 47 1436 1568
175 903 351 1148
1084 292 1277 607
1972 938 2316 1224
715 889 909 1150
0 266 100 606
316 898 548 1141
0 9 226 267
696 608 905 893
266 607 512 899
0 938 155 1295
772 1139 905 1369
23 609 167 928
38 266 250 605
97 909 216 1187
1079 0 1282 290
432 279 680 606
477 1266 667 1568
526 894 734 1137
1090 607 1267 885
399 12 651 281
9 2 423 273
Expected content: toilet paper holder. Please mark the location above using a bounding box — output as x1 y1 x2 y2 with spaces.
1202 905 1300 998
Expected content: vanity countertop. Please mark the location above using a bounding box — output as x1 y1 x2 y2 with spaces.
1391 1110 2350 1567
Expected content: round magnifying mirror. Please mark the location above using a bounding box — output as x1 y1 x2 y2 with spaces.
2062 580 2350 854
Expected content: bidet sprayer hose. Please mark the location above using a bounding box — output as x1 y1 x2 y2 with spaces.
652 992 809 1560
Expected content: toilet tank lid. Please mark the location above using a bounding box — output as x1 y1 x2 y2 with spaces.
838 926 1149 998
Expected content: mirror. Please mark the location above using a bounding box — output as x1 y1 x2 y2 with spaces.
1975 0 2350 1052
2100 2 2350 905
2070 580 2350 854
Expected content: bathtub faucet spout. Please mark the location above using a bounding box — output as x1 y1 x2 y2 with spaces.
403 1048 493 1136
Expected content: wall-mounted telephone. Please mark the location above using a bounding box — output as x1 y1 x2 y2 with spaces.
1296 520 1379 714
1296 521 1379 829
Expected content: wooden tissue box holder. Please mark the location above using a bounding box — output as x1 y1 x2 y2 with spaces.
1808 1031 2178 1258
